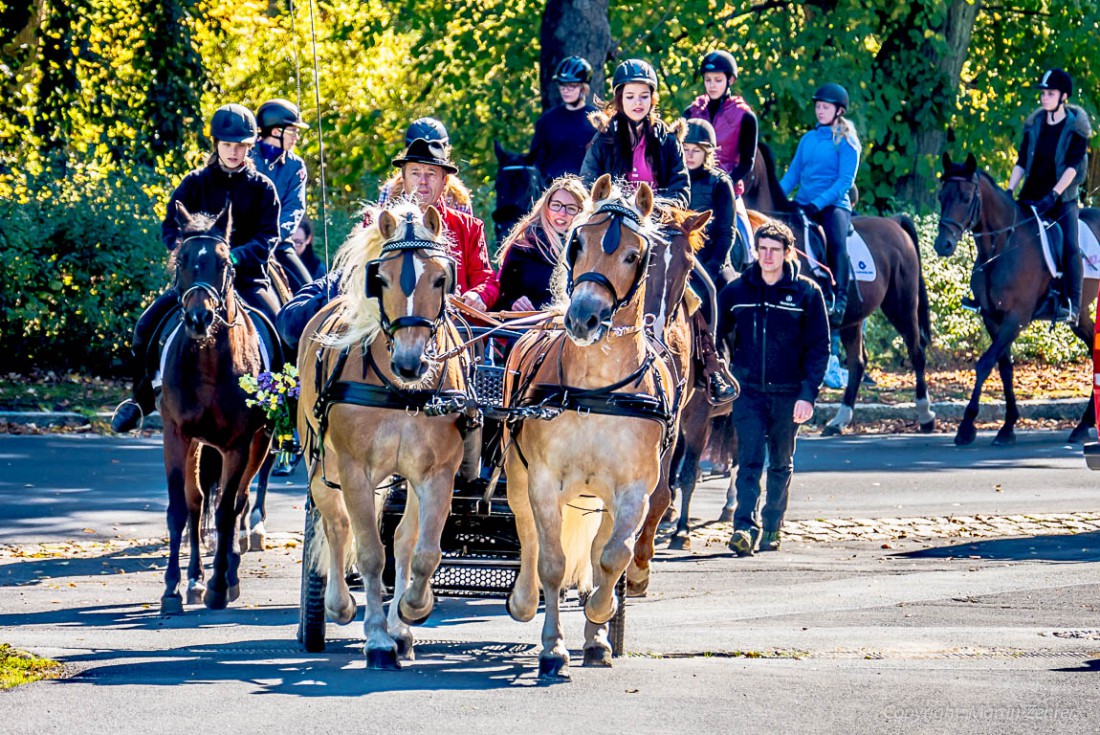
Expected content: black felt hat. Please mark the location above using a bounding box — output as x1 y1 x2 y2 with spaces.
392 137 459 174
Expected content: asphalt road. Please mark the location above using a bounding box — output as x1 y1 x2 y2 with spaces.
2 431 1100 734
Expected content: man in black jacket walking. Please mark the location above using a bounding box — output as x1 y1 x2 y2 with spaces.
716 220 830 555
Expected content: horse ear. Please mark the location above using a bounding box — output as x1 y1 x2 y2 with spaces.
686 210 712 233
424 206 443 237
379 210 398 240
591 174 613 203
634 183 654 220
494 140 505 162
941 152 952 172
964 153 978 174
214 205 232 238
174 201 192 226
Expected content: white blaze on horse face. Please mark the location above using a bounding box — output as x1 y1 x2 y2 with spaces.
198 245 208 258
654 245 672 338
407 256 426 317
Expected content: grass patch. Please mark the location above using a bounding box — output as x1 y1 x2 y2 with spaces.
0 644 63 689
0 372 127 413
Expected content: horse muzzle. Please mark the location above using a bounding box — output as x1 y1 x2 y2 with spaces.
390 333 433 385
183 306 215 338
565 292 612 346
932 231 957 257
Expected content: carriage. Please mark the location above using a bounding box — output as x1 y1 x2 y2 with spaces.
296 321 628 656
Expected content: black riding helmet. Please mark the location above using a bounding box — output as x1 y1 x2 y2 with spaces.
256 99 309 132
699 50 738 80
554 56 593 85
1037 68 1073 97
612 59 658 92
210 104 258 144
405 117 450 146
812 83 850 111
684 119 717 148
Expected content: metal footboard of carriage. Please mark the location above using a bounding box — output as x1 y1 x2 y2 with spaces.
297 324 627 656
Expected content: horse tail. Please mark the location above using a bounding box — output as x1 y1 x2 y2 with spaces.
561 498 603 594
894 213 931 348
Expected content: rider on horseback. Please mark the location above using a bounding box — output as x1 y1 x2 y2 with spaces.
580 58 690 207
111 104 282 433
527 56 598 185
683 50 757 268
250 98 313 293
1008 68 1091 324
378 118 475 214
780 83 860 328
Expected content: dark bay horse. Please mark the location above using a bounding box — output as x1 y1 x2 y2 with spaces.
158 203 272 615
744 143 935 435
934 153 1099 446
492 140 541 245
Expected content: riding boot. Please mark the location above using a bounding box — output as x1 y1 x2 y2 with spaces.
1057 236 1083 324
111 346 157 433
830 257 850 328
692 310 739 405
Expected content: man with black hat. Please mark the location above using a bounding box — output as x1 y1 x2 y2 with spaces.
251 98 313 292
392 137 499 309
1007 68 1093 323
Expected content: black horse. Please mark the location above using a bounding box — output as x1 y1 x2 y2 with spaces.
934 152 1099 446
492 140 541 245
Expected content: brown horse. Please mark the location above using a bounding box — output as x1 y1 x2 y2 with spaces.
503 175 675 679
744 142 935 435
934 153 1099 446
158 203 272 615
297 202 471 670
627 206 711 583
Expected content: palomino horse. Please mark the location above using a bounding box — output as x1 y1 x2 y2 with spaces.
492 140 542 246
934 153 1099 446
503 175 675 679
743 142 935 435
158 203 272 615
627 205 711 586
298 202 472 670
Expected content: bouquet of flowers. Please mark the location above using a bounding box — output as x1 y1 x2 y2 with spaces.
239 363 301 461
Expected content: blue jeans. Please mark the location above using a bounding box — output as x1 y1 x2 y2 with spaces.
731 389 800 534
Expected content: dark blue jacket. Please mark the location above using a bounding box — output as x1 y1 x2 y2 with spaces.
497 225 559 309
162 163 281 286
251 143 308 243
276 270 341 352
528 104 598 184
688 167 735 277
716 260 830 403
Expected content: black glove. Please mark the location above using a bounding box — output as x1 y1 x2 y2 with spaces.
802 202 821 219
1034 191 1058 217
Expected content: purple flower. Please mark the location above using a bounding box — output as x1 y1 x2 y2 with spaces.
290 386 300 398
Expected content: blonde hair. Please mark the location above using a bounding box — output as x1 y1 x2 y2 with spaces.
832 114 861 151
496 175 591 266
383 170 473 211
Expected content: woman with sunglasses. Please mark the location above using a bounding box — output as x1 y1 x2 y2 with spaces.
496 176 590 311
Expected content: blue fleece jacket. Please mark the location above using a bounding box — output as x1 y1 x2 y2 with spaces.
779 125 860 212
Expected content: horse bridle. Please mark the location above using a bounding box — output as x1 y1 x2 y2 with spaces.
366 213 457 338
565 202 654 316
938 175 983 239
175 234 238 326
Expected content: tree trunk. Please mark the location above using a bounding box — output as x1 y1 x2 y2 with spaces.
539 0 613 112
869 0 980 209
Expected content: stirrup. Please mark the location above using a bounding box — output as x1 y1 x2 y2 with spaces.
109 399 145 433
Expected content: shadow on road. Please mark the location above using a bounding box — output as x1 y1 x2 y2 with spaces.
0 544 166 586
897 531 1100 562
60 636 542 694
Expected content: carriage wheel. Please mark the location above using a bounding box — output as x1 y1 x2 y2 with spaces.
298 495 327 653
609 573 627 657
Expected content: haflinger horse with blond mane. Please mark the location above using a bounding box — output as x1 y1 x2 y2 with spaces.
296 201 474 670
502 175 676 680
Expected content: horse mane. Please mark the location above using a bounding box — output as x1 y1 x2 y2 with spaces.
656 204 706 254
320 199 443 350
168 210 230 270
757 142 797 213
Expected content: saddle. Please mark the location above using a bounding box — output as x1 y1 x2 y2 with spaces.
147 303 284 388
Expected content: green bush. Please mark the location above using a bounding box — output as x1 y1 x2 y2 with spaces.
864 214 1089 369
0 165 171 374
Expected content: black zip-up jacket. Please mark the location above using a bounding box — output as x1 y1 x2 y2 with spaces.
716 259 830 403
580 116 690 207
688 166 735 277
162 163 281 286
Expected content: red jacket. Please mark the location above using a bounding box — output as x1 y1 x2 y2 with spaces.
439 205 499 308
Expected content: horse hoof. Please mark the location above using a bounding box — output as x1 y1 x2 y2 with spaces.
366 648 401 671
1067 426 1092 444
506 592 536 623
227 584 240 603
584 595 617 627
717 507 734 523
991 430 1016 447
919 420 936 434
660 508 678 527
395 635 415 660
237 531 250 553
582 646 613 668
204 588 228 610
398 589 434 626
160 594 184 616
626 578 649 598
249 530 267 553
538 655 570 681
185 583 206 606
821 424 842 437
954 424 977 446
667 533 690 551
328 598 358 626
